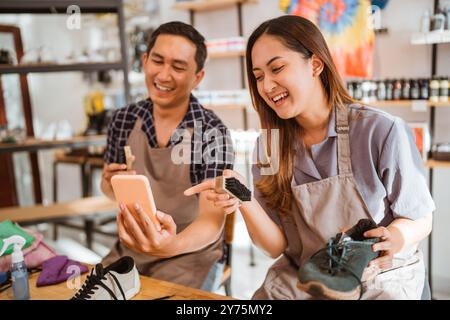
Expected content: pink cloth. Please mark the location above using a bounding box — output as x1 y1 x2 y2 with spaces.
0 228 57 272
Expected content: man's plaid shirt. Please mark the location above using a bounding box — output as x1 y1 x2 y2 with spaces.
104 95 234 186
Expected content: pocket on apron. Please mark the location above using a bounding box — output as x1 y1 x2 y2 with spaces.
362 250 425 300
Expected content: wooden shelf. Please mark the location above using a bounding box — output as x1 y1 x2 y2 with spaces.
0 62 125 75
426 159 450 168
370 100 450 108
0 0 122 14
204 104 247 110
0 135 106 154
411 30 450 45
173 0 257 12
209 50 245 59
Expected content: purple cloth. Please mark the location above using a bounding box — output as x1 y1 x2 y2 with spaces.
36 255 88 287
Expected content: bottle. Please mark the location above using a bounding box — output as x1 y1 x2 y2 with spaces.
385 79 394 100
354 81 363 100
430 77 440 102
393 79 402 100
440 76 449 102
376 80 386 101
419 78 430 100
421 10 431 32
0 235 30 300
361 80 371 102
410 79 420 100
347 81 354 98
402 78 411 100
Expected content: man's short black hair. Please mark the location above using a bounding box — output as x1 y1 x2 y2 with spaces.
146 21 207 72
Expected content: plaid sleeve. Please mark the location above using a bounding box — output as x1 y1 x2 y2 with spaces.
200 120 235 183
103 110 120 164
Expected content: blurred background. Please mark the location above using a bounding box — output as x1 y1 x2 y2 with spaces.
0 0 449 299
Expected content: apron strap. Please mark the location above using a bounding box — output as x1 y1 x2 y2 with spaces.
335 105 352 175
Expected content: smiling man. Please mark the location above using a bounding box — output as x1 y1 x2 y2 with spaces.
100 21 234 290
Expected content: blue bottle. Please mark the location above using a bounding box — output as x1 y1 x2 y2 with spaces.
0 235 30 300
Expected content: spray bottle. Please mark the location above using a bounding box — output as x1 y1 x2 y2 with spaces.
0 235 30 300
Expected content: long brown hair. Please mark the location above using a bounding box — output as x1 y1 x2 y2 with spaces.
246 15 354 216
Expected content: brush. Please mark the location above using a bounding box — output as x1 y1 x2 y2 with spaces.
117 145 133 170
124 145 133 170
215 176 251 202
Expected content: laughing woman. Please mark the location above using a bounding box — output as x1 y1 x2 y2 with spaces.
185 15 434 300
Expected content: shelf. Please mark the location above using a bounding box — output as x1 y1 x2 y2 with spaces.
209 50 245 59
370 100 450 108
173 0 257 12
204 104 247 110
0 0 122 14
0 62 125 75
426 159 450 168
411 30 450 45
0 135 107 154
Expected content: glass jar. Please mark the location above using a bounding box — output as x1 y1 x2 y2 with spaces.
419 78 429 100
401 78 410 100
430 77 440 102
393 79 402 100
440 76 449 102
385 79 394 100
376 80 386 101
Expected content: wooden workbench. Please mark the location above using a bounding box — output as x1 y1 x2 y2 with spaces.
0 269 232 300
0 196 117 224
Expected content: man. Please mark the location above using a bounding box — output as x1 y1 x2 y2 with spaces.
101 21 234 290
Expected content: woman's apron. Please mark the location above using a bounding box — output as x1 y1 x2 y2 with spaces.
252 105 425 300
102 118 223 289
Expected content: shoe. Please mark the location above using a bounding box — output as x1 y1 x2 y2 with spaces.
297 219 380 300
71 256 140 300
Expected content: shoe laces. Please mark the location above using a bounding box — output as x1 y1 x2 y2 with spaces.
71 264 126 300
311 237 370 300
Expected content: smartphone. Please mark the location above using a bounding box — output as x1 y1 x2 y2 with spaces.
111 175 161 231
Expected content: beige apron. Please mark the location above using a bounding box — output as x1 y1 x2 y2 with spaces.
103 118 223 289
253 105 425 300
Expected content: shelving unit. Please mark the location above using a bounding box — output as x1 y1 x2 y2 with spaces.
208 50 245 59
0 135 107 154
371 100 450 108
408 0 449 299
0 62 125 75
173 0 257 13
0 0 130 100
0 0 129 206
411 30 450 45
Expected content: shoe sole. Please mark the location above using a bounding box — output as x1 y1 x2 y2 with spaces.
297 281 360 300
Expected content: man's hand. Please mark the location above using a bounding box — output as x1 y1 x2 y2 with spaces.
101 157 136 199
102 156 136 184
117 202 178 258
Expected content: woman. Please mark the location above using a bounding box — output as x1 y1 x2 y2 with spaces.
185 15 434 299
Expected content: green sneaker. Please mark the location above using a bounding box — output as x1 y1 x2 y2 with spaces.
297 219 380 300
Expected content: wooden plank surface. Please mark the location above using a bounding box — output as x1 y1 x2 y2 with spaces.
0 135 106 154
0 270 232 300
0 196 117 223
426 159 450 168
173 0 257 12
